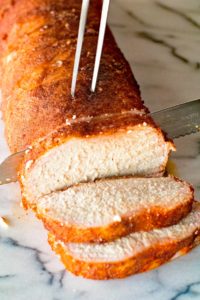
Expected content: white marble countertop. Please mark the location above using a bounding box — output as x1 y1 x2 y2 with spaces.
0 1 200 299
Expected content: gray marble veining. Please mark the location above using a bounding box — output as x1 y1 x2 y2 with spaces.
0 1 200 299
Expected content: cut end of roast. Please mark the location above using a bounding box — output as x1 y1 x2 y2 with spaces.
21 124 174 204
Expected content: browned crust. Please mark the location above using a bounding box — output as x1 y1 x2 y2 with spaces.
0 0 174 155
38 190 193 243
48 227 200 280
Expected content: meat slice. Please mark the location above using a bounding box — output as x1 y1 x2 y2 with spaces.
49 202 200 280
36 176 193 243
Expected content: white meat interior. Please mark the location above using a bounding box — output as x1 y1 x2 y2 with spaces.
37 176 192 227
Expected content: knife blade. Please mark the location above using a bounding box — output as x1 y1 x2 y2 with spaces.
0 99 199 185
151 99 200 139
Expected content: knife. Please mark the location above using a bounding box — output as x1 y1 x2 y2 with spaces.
0 99 199 185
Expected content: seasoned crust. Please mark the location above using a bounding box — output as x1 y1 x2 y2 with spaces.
38 191 193 243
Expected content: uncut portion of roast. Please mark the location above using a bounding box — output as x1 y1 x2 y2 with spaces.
0 0 173 201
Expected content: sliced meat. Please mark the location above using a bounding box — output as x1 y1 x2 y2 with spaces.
37 176 193 243
49 202 200 280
